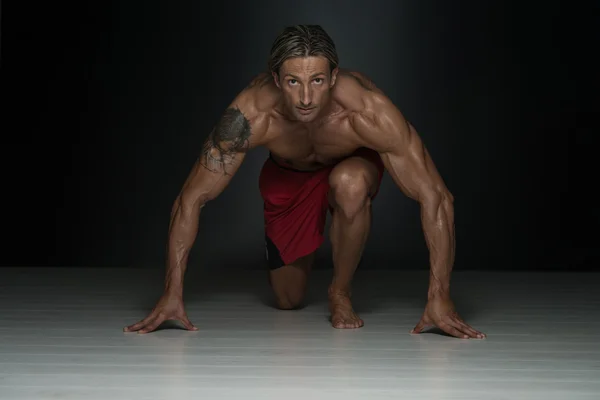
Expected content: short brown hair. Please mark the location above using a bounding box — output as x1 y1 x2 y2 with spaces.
268 25 339 75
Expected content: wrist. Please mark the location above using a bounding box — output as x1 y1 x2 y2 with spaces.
164 266 184 297
427 284 450 300
164 283 183 298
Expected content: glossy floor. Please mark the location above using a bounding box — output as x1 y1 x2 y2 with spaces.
1 267 599 399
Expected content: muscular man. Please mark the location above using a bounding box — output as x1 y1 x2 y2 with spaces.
124 25 485 339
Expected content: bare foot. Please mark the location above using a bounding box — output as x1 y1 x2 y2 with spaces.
328 287 364 329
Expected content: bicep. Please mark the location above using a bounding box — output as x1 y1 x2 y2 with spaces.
179 106 255 206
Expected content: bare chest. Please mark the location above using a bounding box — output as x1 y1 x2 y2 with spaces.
265 116 362 170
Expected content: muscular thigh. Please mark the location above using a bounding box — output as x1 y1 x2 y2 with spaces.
268 252 315 310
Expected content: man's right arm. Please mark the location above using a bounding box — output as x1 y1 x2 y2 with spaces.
164 102 264 297
123 85 269 334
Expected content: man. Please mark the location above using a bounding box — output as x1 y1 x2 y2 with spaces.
124 25 485 339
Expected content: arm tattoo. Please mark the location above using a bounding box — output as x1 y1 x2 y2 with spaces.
200 107 251 175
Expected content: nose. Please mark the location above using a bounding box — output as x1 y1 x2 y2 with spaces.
300 85 312 108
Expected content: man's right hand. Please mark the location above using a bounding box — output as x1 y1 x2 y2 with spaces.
123 293 198 334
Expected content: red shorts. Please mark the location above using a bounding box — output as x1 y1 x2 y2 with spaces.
258 147 385 269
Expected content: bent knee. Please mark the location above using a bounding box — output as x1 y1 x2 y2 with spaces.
275 292 305 310
329 168 372 218
272 281 306 309
269 262 310 310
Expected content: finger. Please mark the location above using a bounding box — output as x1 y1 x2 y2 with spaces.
450 319 480 339
458 321 485 338
124 314 155 332
447 318 480 338
137 314 166 334
453 317 486 338
179 315 199 331
439 321 470 339
410 318 429 334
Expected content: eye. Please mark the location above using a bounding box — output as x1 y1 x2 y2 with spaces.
288 79 298 86
314 78 324 84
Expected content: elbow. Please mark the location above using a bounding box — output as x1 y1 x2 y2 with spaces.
421 187 454 215
176 189 211 214
441 188 454 206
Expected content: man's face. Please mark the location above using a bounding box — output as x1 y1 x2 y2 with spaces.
273 56 338 122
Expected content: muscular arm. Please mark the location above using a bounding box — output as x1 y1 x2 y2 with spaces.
353 96 454 299
350 89 484 339
165 105 261 297
122 87 273 334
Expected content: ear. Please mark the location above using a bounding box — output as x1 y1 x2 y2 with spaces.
272 72 281 89
330 67 339 87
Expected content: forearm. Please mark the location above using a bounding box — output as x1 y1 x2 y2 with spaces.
164 195 204 297
420 192 455 299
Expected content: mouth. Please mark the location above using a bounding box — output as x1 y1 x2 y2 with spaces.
297 107 315 115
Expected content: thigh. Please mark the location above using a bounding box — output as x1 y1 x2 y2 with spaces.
268 251 315 310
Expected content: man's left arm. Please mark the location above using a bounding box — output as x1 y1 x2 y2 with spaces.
353 95 485 339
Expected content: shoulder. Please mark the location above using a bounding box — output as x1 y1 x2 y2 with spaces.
221 72 279 144
333 69 409 152
240 72 280 109
334 69 382 93
332 69 393 114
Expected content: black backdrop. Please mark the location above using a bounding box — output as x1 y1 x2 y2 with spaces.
2 0 596 271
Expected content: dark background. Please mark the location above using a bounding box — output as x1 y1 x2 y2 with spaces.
2 0 596 271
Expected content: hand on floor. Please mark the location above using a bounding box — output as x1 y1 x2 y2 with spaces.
123 293 198 334
410 295 485 339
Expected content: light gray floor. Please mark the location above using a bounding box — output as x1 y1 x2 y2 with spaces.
1 267 599 399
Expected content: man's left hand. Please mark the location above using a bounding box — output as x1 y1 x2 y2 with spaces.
410 295 486 339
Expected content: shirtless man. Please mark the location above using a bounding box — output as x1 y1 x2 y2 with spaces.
124 25 485 339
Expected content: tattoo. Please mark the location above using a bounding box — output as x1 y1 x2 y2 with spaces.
200 107 251 175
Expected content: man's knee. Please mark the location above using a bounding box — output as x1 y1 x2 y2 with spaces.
268 256 312 310
275 290 305 310
271 279 306 310
329 162 374 219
